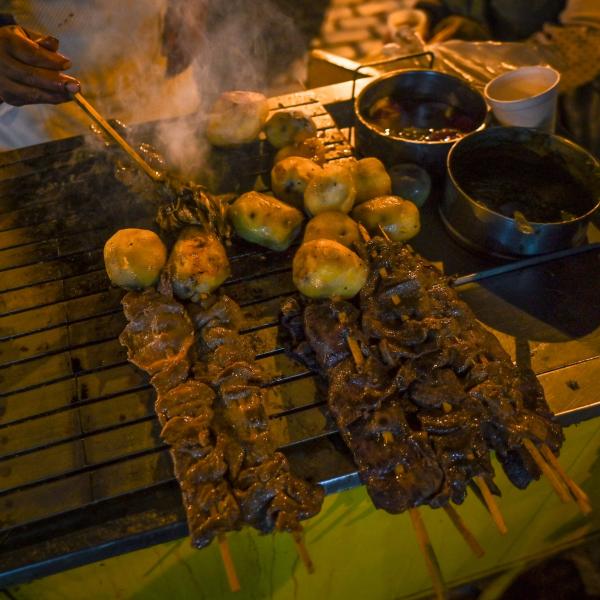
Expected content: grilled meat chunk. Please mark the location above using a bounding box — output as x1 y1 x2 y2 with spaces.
120 290 194 375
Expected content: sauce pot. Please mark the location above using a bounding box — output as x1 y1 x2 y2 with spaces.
440 127 600 258
354 69 488 174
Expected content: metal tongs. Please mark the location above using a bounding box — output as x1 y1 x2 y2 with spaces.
73 92 165 183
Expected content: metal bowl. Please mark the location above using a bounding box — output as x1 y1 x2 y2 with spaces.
440 127 600 258
354 69 488 174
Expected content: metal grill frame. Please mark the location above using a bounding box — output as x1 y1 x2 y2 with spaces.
0 86 599 587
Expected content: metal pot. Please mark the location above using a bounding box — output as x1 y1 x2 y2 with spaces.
354 69 488 174
440 127 600 258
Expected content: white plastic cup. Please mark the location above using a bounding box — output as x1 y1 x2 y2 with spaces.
484 66 561 132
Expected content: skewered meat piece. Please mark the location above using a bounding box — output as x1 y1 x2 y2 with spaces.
120 289 194 375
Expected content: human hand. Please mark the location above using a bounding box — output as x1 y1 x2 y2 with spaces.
0 25 80 106
428 16 490 44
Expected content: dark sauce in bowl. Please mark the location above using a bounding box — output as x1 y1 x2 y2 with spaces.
454 145 595 222
367 96 478 142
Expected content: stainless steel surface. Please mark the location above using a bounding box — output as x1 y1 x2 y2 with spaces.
354 69 487 174
441 127 600 258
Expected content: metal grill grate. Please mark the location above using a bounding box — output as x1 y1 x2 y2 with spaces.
1 90 598 586
0 94 361 585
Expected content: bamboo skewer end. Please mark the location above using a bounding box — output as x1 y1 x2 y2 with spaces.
539 444 593 515
292 531 315 574
474 476 508 535
522 439 572 505
217 533 241 592
443 504 485 558
408 508 447 600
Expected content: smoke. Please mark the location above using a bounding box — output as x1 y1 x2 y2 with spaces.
151 0 310 179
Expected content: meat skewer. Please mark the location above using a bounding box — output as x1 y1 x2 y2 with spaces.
119 283 324 588
119 289 243 589
357 227 497 542
369 226 588 513
189 295 324 571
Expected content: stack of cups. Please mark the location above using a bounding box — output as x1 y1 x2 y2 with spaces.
484 66 561 133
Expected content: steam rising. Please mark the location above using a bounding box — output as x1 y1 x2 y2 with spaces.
154 0 309 178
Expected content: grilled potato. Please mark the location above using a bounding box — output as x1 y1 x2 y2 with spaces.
293 239 367 299
271 156 322 209
274 137 327 165
303 211 360 248
304 163 356 216
104 228 167 290
264 110 317 148
351 157 392 205
352 195 420 242
168 226 230 300
229 191 304 251
206 91 269 146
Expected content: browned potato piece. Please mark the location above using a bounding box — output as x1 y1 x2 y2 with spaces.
293 239 367 299
351 157 392 204
104 228 167 290
229 191 304 251
206 91 269 146
352 195 420 242
271 156 322 209
273 137 327 165
304 163 356 216
264 110 317 148
168 226 230 300
303 211 360 248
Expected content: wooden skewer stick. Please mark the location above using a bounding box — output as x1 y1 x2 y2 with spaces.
217 533 241 592
292 530 315 574
442 504 485 558
346 335 364 369
540 444 592 515
73 92 165 182
408 508 447 600
474 476 508 535
522 439 572 505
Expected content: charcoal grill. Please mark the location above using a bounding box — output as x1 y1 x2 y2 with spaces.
1 85 599 587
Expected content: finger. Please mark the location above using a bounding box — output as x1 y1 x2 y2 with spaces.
38 36 60 53
0 75 72 106
6 27 71 70
22 27 61 53
2 52 79 94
